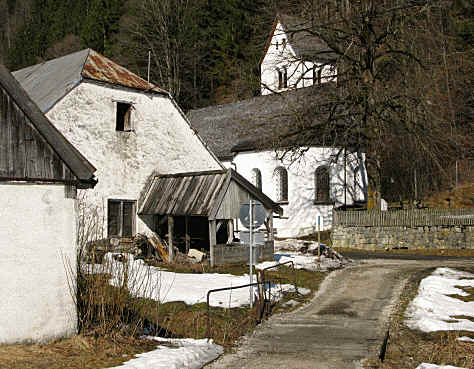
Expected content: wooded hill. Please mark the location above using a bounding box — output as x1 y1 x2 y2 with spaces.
1 0 472 203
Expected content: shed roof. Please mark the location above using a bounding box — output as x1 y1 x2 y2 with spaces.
187 86 331 160
138 169 282 219
0 64 96 187
260 14 336 64
13 49 167 113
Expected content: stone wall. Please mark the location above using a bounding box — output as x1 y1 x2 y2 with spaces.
212 241 274 266
332 225 474 250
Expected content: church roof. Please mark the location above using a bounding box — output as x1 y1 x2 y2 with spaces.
187 87 332 161
13 49 167 113
260 14 336 64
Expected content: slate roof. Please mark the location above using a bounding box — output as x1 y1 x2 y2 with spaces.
138 169 282 218
187 87 330 161
261 14 336 64
13 49 167 113
0 63 96 187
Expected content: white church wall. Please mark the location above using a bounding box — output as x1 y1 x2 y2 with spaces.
261 21 335 95
231 148 366 237
47 82 222 237
0 184 77 344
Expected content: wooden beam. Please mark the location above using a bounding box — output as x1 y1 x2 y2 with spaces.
227 219 234 244
168 215 174 262
185 216 190 254
266 209 274 242
209 219 217 267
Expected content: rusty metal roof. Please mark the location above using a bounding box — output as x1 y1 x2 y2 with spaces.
82 50 167 94
13 49 167 113
138 169 282 218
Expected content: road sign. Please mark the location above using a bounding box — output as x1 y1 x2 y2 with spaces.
239 201 266 229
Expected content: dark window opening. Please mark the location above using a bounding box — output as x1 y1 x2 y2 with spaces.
313 67 322 85
315 166 330 203
273 166 288 203
108 199 136 237
278 67 288 89
282 38 286 48
116 102 132 132
251 168 262 191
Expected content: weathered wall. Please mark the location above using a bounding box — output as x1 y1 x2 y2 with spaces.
260 21 334 95
332 225 474 250
213 241 274 266
47 82 222 237
229 148 367 237
0 183 77 344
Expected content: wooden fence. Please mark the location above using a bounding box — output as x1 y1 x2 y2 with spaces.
333 208 474 227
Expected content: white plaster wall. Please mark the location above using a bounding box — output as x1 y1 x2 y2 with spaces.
231 148 366 237
0 183 77 344
47 82 222 237
261 22 335 95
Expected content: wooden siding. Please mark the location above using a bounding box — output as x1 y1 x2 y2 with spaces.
333 209 474 227
214 181 251 220
0 85 76 182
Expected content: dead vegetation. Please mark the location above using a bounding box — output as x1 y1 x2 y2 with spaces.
364 267 474 369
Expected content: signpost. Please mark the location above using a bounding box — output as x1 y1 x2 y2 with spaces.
239 200 265 307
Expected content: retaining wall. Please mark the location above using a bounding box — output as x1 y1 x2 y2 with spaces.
213 241 274 266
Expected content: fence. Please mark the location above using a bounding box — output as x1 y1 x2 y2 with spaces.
333 208 474 227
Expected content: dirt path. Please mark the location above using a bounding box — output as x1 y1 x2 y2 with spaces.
206 259 474 369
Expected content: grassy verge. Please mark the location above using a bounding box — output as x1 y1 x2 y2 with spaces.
0 260 327 368
334 247 474 258
365 267 474 369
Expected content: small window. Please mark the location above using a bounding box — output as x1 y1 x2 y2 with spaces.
282 38 286 49
108 199 136 237
116 102 132 132
275 41 279 50
251 168 262 191
277 67 288 89
315 166 330 203
273 167 288 203
313 67 322 85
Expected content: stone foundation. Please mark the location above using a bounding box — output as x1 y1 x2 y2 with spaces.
331 225 473 250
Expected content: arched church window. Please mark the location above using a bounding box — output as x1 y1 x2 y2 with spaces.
273 167 288 203
251 168 262 191
315 166 330 203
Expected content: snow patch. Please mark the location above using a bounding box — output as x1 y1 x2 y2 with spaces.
456 336 474 343
415 363 468 369
405 268 474 333
106 337 223 369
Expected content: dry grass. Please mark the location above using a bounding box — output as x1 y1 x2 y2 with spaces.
422 183 474 209
0 334 157 369
334 247 474 258
364 267 474 369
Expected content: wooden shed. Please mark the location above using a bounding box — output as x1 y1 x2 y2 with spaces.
138 169 282 266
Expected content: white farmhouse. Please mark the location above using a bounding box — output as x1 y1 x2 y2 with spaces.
14 49 223 240
188 88 367 237
0 64 96 344
260 13 336 95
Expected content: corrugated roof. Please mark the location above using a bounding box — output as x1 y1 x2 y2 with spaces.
187 86 332 160
138 169 282 217
0 63 97 187
13 49 167 113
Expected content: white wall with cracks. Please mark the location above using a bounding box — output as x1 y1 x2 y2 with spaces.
0 184 78 344
47 81 222 237
228 148 367 237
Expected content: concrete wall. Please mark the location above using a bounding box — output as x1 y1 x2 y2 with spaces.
0 183 78 344
230 148 367 237
47 82 222 238
213 241 274 266
332 225 474 250
261 21 334 95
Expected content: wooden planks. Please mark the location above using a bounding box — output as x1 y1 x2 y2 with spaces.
333 209 474 227
0 86 77 183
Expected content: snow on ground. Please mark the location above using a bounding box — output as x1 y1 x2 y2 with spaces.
415 364 468 369
456 336 474 343
405 268 474 333
86 254 309 308
107 337 223 369
255 252 342 272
